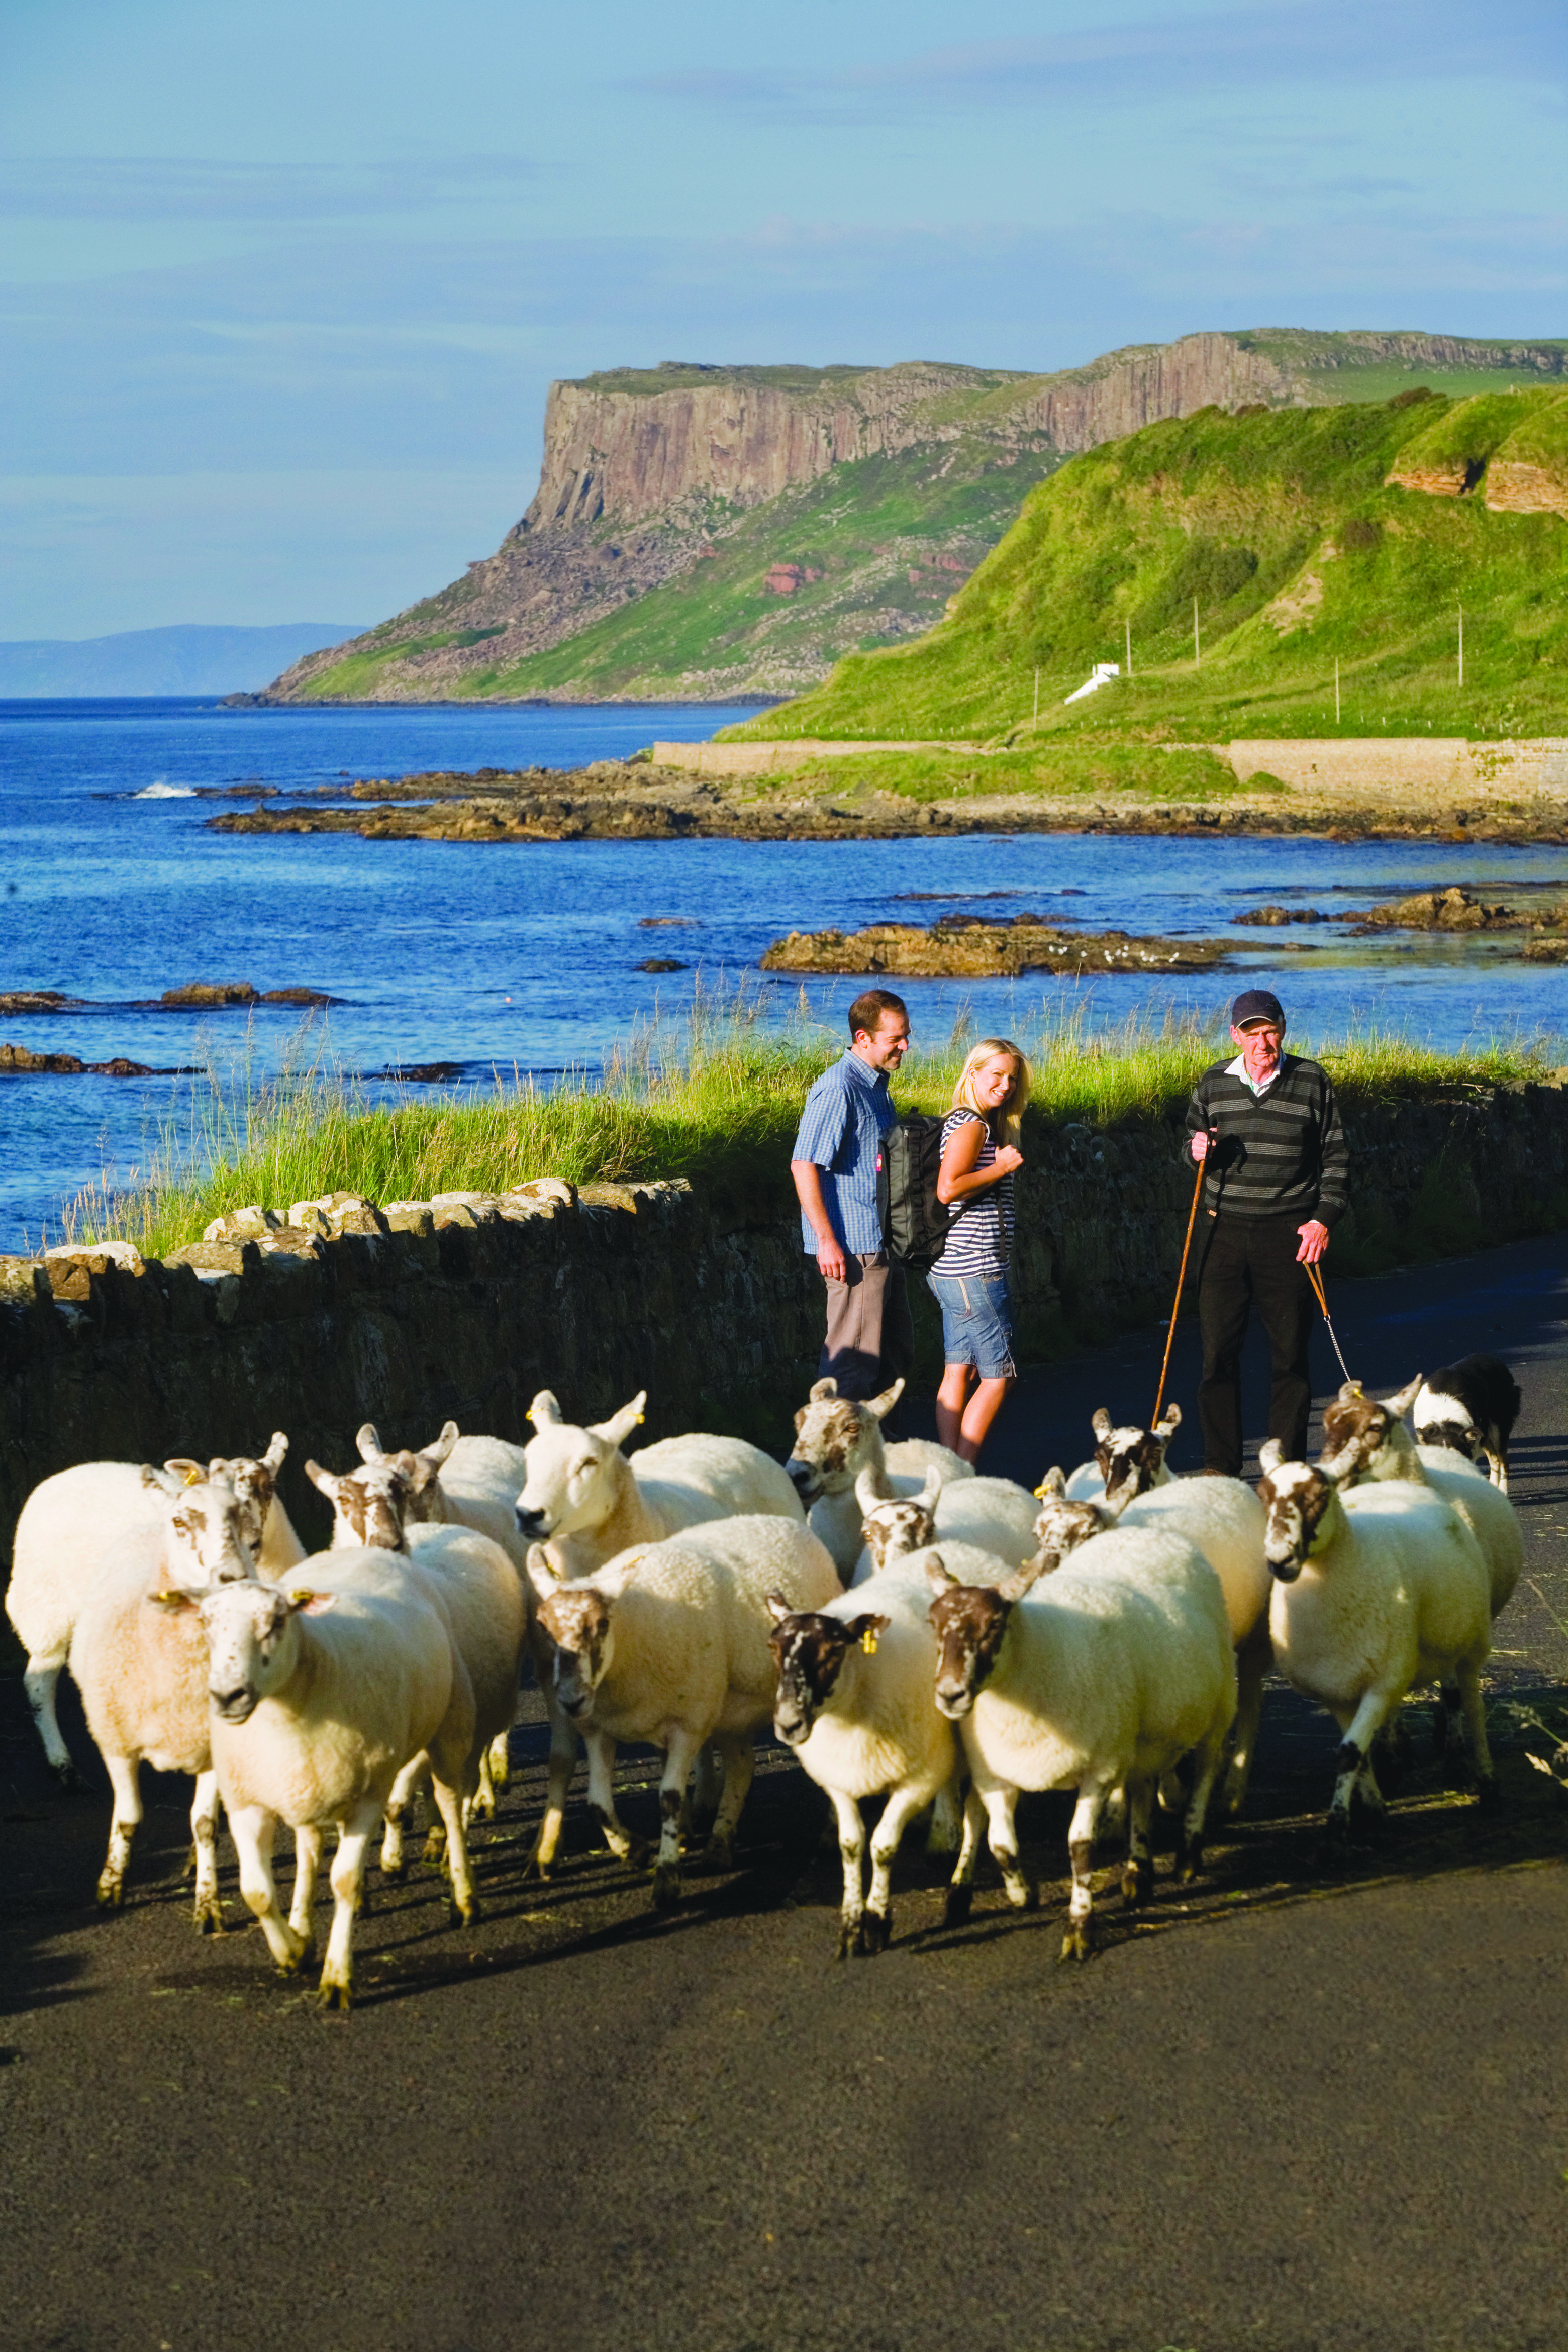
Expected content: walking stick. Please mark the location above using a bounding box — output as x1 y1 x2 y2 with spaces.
1305 1259 1355 1386
1151 1151 1208 1429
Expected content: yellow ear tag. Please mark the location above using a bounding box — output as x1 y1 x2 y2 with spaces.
1033 1483 1047 1500
861 1628 878 1655
636 1412 645 1425
184 1466 202 1487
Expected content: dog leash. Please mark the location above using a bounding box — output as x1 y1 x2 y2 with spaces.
1305 1259 1355 1386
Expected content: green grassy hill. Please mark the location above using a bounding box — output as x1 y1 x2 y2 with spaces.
721 389 1568 747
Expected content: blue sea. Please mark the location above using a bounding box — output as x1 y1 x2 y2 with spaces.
2 696 1564 1249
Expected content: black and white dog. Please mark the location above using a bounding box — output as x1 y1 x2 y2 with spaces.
1412 1353 1522 1492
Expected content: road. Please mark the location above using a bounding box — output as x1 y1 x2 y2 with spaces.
3 1233 1565 2352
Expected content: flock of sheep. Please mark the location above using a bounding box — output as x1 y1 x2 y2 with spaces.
4 1356 1523 2006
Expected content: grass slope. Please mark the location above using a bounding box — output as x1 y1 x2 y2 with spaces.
724 390 1568 746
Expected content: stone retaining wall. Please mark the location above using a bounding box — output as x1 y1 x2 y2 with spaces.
4 1083 1567 1564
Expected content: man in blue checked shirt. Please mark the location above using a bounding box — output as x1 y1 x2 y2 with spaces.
790 987 915 1401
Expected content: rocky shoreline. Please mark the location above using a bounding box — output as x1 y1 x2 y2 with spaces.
761 916 1228 978
203 758 1568 847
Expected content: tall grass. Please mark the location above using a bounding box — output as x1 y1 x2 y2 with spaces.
54 984 1556 1264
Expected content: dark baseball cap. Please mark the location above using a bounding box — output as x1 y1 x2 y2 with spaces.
1230 988 1285 1030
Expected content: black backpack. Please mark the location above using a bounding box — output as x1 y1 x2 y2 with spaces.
883 1114 952 1273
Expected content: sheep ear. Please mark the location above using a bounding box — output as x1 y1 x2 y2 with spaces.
141 1464 183 1497
808 1378 838 1402
849 1612 891 1643
287 1588 336 1616
524 1542 562 1602
765 1592 795 1626
1034 1465 1067 1500
865 1377 905 1420
854 1464 886 1513
919 1465 943 1506
1386 1375 1423 1418
303 1460 338 1499
150 1586 200 1611
595 1392 647 1450
527 1390 562 1428
1336 1380 1362 1402
355 1422 385 1463
1257 1439 1285 1476
1154 1402 1182 1439
998 1559 1046 1603
422 1420 459 1467
164 1457 205 1488
923 1552 958 1593
1091 1408 1113 1441
261 1432 289 1474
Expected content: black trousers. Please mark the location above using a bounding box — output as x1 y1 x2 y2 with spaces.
1196 1213 1314 1477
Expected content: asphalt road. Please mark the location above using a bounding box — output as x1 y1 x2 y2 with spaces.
3 1233 1566 2352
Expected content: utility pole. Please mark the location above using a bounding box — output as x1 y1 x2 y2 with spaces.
1125 616 1132 678
1335 657 1340 725
1457 604 1464 689
1193 596 1200 668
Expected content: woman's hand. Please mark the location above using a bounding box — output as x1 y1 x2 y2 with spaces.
992 1145 1023 1176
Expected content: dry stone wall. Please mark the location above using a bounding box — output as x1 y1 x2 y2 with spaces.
3 1083 1567 1564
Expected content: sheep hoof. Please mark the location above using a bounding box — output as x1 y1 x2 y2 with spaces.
836 1914 861 1960
469 1790 496 1824
52 1759 86 1793
379 1855 407 1884
192 1895 226 1936
651 1863 682 1911
1059 1918 1095 1964
857 1908 890 1956
421 1829 448 1868
1476 1774 1503 1812
704 1833 735 1873
1174 1843 1203 1888
95 1872 124 1911
446 1893 478 1928
1002 1871 1037 1911
315 1976 352 2012
1121 1858 1151 1908
943 1884 974 1929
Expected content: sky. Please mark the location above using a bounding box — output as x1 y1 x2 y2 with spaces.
1 0 1563 640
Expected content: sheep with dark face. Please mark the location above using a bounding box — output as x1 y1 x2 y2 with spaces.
784 1377 971 1575
1255 1440 1497 1849
924 1524 1235 1961
1061 1404 1183 1508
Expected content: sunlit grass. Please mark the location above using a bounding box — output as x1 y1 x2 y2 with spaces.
54 983 1557 1264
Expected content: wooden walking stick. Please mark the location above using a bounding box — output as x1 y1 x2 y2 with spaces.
1151 1147 1209 1428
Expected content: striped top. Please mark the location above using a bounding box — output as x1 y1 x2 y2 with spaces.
937 1109 1015 1277
1183 1052 1349 1226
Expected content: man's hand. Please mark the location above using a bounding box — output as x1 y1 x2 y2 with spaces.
817 1236 848 1284
1189 1127 1215 1164
1297 1220 1329 1265
791 1158 847 1283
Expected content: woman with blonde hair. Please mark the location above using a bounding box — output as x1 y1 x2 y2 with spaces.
929 1036 1031 1462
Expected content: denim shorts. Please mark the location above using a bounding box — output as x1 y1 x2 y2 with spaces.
927 1267 1016 1379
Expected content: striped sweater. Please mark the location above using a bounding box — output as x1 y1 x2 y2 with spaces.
1183 1053 1349 1227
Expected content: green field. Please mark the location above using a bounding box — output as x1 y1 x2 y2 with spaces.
720 390 1568 747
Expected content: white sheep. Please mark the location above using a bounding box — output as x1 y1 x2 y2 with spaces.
305 1459 527 1874
784 1375 972 1575
926 1525 1236 1959
65 1466 261 1928
1256 1439 1498 1846
526 1513 840 1908
1032 1463 1272 1817
356 1418 537 1803
849 1463 1041 1585
1061 1404 1181 1505
159 1544 484 2010
6 1435 301 1787
767 1555 962 1957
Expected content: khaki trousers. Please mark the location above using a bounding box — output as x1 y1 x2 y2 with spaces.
819 1250 914 1401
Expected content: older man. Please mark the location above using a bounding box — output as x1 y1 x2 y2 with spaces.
1184 988 1349 1477
790 987 915 1401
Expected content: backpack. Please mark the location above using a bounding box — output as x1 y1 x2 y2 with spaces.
882 1114 953 1273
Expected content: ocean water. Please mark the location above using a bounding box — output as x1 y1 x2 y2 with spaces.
2 697 1564 1248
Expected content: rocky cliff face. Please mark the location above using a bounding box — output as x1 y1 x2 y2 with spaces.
263 329 1568 705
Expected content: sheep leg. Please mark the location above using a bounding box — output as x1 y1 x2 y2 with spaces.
831 1790 867 1957
380 1753 427 1879
23 1655 83 1788
317 1801 381 2011
944 1786 987 1926
428 1773 479 1925
470 1748 498 1825
1062 1782 1111 1963
861 1780 937 1955
702 1733 753 1872
229 1803 307 1975
189 1770 225 1935
1458 1661 1501 1806
1222 1624 1271 1816
289 1825 322 1949
1122 1776 1155 1908
684 1743 723 1845
1177 1713 1230 1886
96 1751 143 1909
651 1726 705 1910
584 1730 647 1866
526 1675 581 1880
981 1783 1035 1913
1323 1692 1392 1854
925 1770 965 1856
486 1712 515 1795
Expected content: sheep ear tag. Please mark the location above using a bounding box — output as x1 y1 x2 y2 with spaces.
184 1465 202 1487
861 1628 878 1655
